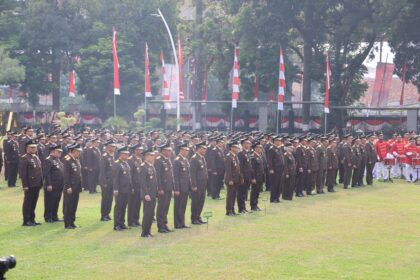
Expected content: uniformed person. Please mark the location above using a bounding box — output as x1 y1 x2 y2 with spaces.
112 146 132 231
173 143 192 229
140 148 158 238
19 140 43 226
351 138 362 188
127 143 143 227
63 143 83 229
43 144 64 222
307 139 318 195
365 134 378 185
358 136 367 186
250 141 265 211
282 143 296 200
99 140 116 221
315 137 328 194
267 136 284 202
326 139 338 192
5 132 19 187
206 137 226 199
154 142 175 233
189 141 208 224
294 137 307 197
84 138 101 193
237 139 252 213
342 134 353 189
224 141 241 216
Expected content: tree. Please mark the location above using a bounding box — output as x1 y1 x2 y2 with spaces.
0 47 25 85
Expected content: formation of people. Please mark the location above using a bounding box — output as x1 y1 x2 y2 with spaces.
2 124 417 238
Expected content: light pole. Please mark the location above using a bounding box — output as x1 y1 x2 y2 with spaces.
152 9 181 131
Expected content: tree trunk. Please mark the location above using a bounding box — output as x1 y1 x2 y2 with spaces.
51 48 61 112
302 42 312 132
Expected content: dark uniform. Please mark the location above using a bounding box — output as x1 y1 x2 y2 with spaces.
154 154 175 231
43 154 64 222
63 153 82 228
351 144 362 187
365 140 378 185
315 144 327 193
112 159 132 229
267 144 284 202
127 155 142 226
140 161 158 237
250 150 265 210
173 154 192 228
237 148 252 212
84 146 101 193
224 151 241 215
294 143 307 196
307 146 318 194
99 152 115 220
282 150 297 200
206 145 225 199
189 153 208 223
342 141 353 189
326 146 338 191
358 143 367 186
5 138 19 187
19 153 43 225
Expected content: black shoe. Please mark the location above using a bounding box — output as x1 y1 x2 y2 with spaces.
175 225 184 229
328 189 335 193
114 226 124 231
158 228 169 233
182 225 191 229
317 191 325 194
141 234 150 238
105 215 112 221
22 221 36 227
71 224 79 228
100 217 109 222
226 212 234 216
165 228 174 232
45 218 53 223
198 219 207 224
52 218 63 222
120 224 128 230
135 222 141 227
65 225 75 229
192 220 201 225
32 221 42 226
275 199 280 203
128 223 139 228
148 234 154 238
296 193 304 197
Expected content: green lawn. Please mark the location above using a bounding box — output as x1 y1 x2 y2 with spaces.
0 180 419 280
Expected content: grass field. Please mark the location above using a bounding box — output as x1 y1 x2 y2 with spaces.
0 180 419 280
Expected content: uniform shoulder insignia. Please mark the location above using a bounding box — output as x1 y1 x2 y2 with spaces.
46 156 51 160
64 155 71 160
156 156 161 159
102 153 107 157
115 160 120 163
175 156 180 160
141 163 145 166
212 147 217 150
192 154 196 158
20 155 26 159
128 156 133 159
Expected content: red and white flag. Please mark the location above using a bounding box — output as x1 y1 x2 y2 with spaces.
177 37 185 100
232 46 240 108
253 75 259 102
202 67 208 105
324 53 331 114
278 48 285 111
145 43 152 98
112 28 120 96
69 70 75 97
160 51 170 109
399 62 407 106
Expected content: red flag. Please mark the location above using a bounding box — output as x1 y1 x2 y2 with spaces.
177 37 185 100
232 46 240 108
202 67 208 105
112 28 120 96
145 43 151 97
278 48 286 111
69 70 75 97
324 53 331 113
161 51 170 109
400 63 407 106
253 75 259 101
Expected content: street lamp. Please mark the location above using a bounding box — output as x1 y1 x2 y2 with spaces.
151 9 181 131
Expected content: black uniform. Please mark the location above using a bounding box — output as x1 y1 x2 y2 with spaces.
173 154 192 228
140 162 158 237
5 139 19 187
127 155 142 226
237 149 252 212
250 151 265 210
189 153 208 223
112 159 132 229
154 155 174 231
99 152 115 220
43 155 64 222
63 154 82 228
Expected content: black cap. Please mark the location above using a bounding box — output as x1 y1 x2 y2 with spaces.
177 142 189 150
68 143 82 151
105 139 116 146
49 144 63 152
129 143 143 152
196 141 207 149
25 139 37 147
118 146 130 154
251 141 262 149
227 141 239 149
158 142 172 151
142 147 156 155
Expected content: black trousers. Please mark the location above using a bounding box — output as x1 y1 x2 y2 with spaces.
100 185 113 218
4 160 8 180
316 170 325 193
87 170 99 192
44 188 62 220
190 190 205 222
295 170 305 195
237 179 250 211
174 192 188 227
250 182 262 209
157 191 172 230
22 187 41 223
306 171 316 193
269 172 282 202
7 162 18 187
326 169 337 190
114 193 129 227
264 168 270 191
343 165 353 188
141 198 156 236
352 167 359 187
63 191 80 227
226 184 238 214
358 162 366 186
209 173 221 198
366 163 374 185
338 162 345 183
282 176 295 200
127 191 141 225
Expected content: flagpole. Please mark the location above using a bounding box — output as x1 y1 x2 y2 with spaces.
155 9 180 131
114 94 117 117
324 113 327 135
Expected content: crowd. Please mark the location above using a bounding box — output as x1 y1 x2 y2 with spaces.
2 125 418 238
